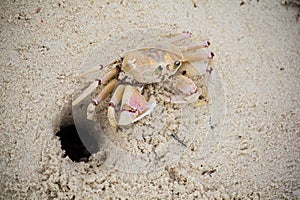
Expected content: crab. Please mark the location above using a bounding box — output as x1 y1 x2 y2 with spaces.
72 31 214 127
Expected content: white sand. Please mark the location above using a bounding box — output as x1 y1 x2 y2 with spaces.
1 0 299 199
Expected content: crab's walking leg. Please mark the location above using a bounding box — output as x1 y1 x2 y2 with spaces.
184 51 214 62
92 79 118 106
174 38 214 76
178 52 214 76
79 58 122 78
72 67 120 106
179 40 211 52
161 31 192 43
97 67 120 85
179 42 214 74
86 79 118 121
107 85 125 128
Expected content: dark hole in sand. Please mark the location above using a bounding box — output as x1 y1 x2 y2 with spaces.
56 125 91 162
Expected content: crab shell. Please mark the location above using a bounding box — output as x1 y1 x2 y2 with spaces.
121 47 185 84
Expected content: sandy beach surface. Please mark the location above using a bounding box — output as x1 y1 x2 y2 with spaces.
1 0 299 199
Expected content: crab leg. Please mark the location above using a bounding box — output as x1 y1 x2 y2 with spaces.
107 84 125 127
178 51 214 76
97 67 120 85
92 78 118 105
179 40 211 52
161 31 192 43
79 58 122 78
184 51 214 62
85 79 118 121
72 67 120 107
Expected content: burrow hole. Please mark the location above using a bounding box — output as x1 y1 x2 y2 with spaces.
56 124 91 162
55 99 101 162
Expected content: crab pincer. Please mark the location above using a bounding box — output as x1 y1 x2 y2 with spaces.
108 85 156 127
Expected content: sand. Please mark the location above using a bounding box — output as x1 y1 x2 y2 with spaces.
1 0 299 199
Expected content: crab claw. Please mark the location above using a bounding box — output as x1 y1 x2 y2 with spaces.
120 85 156 126
108 85 156 127
118 110 138 126
174 75 208 104
119 96 156 126
174 75 197 95
107 85 125 128
161 75 208 105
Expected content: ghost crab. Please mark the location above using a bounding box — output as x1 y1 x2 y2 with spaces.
72 31 214 127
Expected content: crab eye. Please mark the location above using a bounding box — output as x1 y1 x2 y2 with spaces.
174 61 181 68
